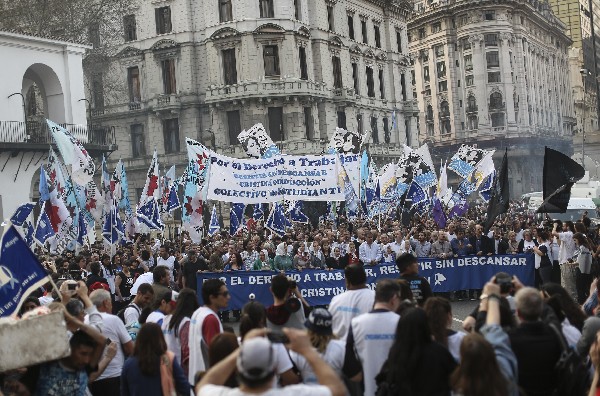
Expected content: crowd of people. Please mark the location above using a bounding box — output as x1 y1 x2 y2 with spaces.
2 200 600 395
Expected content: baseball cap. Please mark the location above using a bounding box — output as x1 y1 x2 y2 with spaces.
304 307 333 335
236 338 275 381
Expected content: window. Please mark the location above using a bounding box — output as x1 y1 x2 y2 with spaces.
462 38 471 50
131 124 145 157
219 0 233 23
337 110 347 129
222 48 237 85
88 23 100 48
163 118 180 153
304 107 313 139
127 67 141 102
294 0 302 20
438 80 447 92
155 7 172 34
91 75 104 110
420 49 429 61
378 69 385 99
396 30 402 52
434 45 444 57
423 66 430 82
467 95 477 112
299 47 308 80
410 70 415 85
491 113 505 127
486 51 499 67
485 34 498 46
366 67 375 97
361 20 368 43
441 119 451 134
259 0 274 18
400 74 407 101
371 116 379 143
268 107 284 141
383 118 390 143
426 105 434 121
488 72 501 83
227 110 241 145
374 24 381 48
468 114 478 130
432 22 441 33
465 75 474 86
161 59 177 94
464 54 473 71
352 63 359 94
418 28 425 39
332 56 343 89
437 61 446 78
459 14 468 26
263 45 280 76
356 114 363 134
348 15 355 39
484 10 495 20
440 101 450 117
123 15 137 42
407 32 413 42
458 80 461 87
490 92 503 109
327 5 335 31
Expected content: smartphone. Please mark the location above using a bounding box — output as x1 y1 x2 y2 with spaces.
267 332 290 344
67 283 78 291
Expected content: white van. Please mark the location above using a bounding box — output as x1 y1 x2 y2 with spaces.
545 197 596 222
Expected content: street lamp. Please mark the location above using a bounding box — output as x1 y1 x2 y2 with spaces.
580 68 590 168
78 98 91 127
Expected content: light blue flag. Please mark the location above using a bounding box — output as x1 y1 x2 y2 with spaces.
39 166 50 202
76 213 88 246
0 226 50 317
208 205 220 236
10 203 35 227
119 161 132 215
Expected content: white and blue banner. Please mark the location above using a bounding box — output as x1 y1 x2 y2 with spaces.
0 226 50 317
207 152 344 204
196 254 535 309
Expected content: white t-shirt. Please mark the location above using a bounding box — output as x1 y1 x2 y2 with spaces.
86 312 132 380
130 272 154 295
157 255 176 280
289 339 345 384
328 288 375 340
198 384 331 396
146 310 166 326
123 303 142 326
558 231 575 263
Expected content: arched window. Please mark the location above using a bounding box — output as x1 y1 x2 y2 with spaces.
426 104 434 121
490 92 503 109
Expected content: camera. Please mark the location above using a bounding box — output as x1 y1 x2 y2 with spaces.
494 272 513 294
67 283 78 291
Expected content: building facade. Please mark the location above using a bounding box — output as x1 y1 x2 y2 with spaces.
549 0 600 134
89 0 418 197
408 0 575 197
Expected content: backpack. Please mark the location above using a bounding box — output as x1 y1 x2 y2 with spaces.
117 303 140 324
549 324 591 396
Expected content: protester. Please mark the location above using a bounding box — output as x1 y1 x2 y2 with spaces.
424 297 466 361
343 279 401 396
397 253 432 306
145 290 176 326
573 232 594 304
329 264 375 340
274 242 293 270
266 274 309 331
195 328 346 396
120 323 190 396
181 249 208 291
188 278 228 384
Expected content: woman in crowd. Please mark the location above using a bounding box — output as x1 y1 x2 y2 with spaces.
121 323 190 396
310 241 325 269
289 308 346 383
274 242 293 271
424 297 466 362
506 231 519 254
518 230 538 254
343 241 361 267
253 249 273 271
376 308 456 395
381 244 396 265
294 244 312 270
573 232 594 304
326 246 344 270
224 252 243 271
161 288 199 378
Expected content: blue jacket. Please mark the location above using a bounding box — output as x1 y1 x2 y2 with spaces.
480 324 519 396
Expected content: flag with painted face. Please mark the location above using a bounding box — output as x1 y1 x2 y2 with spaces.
238 123 281 159
47 119 95 186
327 127 365 155
473 151 496 189
448 145 493 179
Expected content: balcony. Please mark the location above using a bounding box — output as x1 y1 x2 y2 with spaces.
0 120 117 154
153 94 181 112
205 80 329 104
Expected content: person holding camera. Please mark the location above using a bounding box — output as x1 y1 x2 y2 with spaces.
266 274 309 332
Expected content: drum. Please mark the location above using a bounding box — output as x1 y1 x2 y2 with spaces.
561 262 578 302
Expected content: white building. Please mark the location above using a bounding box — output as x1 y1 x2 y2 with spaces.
88 0 419 200
0 30 115 220
408 0 575 197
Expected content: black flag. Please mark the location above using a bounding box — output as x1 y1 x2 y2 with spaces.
484 149 509 234
537 147 585 213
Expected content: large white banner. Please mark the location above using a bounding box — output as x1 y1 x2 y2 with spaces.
207 153 344 204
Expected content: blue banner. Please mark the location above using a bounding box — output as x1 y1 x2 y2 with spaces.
0 226 49 317
196 254 535 309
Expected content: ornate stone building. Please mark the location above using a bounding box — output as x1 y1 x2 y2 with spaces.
88 0 418 198
408 0 575 197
